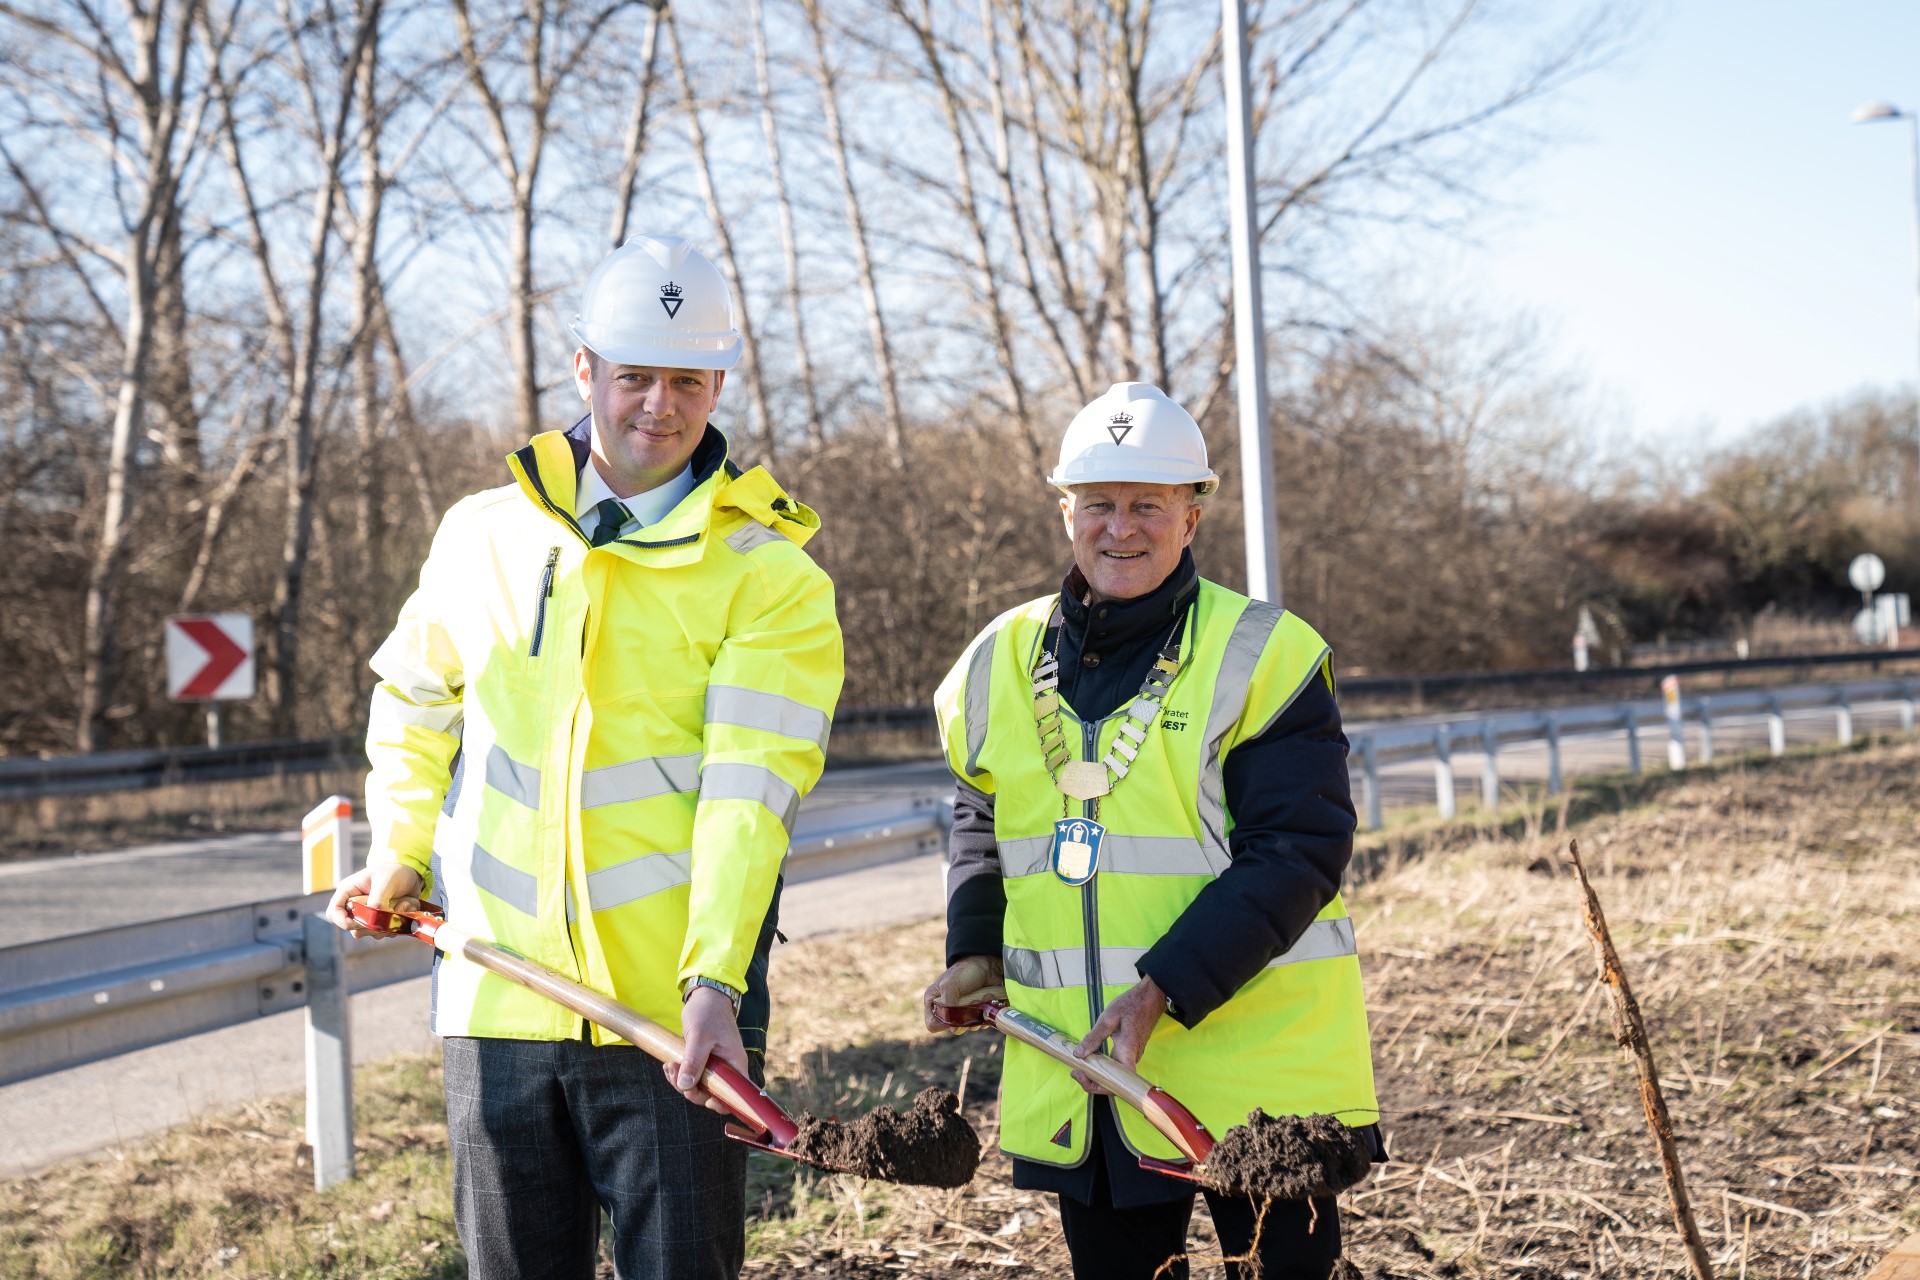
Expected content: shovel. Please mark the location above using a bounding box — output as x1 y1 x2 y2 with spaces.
930 997 1215 1183
347 899 812 1162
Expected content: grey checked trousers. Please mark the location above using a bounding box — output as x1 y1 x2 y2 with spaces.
443 1035 747 1280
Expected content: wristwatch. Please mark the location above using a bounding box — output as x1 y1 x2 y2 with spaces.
681 975 743 1015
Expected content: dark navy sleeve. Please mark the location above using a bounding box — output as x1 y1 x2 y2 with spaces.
1136 670 1356 1027
944 778 1007 966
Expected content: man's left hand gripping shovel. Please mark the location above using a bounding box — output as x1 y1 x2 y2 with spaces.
347 899 815 1165
930 998 1215 1183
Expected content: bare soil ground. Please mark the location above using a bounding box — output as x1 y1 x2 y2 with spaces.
2 741 1916 1277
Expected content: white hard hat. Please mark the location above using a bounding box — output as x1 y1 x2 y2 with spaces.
568 233 743 370
1046 382 1218 495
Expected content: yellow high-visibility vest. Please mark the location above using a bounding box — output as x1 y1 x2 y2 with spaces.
365 424 843 1046
935 581 1377 1165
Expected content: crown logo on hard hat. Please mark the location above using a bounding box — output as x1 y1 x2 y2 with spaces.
1106 411 1134 445
659 280 684 320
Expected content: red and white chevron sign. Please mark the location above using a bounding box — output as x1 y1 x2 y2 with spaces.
165 614 256 701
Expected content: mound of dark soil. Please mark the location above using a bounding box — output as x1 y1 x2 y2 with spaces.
789 1087 981 1188
1201 1111 1372 1201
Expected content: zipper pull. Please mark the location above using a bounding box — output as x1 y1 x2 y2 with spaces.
530 546 561 657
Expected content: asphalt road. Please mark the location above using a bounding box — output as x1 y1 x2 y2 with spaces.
1 759 953 948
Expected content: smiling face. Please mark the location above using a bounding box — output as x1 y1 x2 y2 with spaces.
573 348 726 497
1059 481 1202 602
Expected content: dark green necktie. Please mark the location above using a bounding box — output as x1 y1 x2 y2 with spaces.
589 498 631 547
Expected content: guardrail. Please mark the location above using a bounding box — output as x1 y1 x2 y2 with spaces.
1346 676 1920 829
0 787 950 1185
13 645 1920 800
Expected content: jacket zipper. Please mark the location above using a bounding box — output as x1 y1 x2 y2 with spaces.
529 546 559 657
1080 718 1104 1032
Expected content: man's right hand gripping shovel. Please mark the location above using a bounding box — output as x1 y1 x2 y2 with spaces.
923 957 1218 1184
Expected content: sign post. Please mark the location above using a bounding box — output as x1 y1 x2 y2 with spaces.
165 614 255 745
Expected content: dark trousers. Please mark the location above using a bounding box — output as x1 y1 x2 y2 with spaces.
443 1035 746 1280
1056 1152 1341 1280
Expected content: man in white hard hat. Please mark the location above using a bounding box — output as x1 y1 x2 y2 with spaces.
329 233 843 1278
922 383 1382 1279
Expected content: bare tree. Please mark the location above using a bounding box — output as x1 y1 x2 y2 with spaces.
750 0 823 451
450 0 628 439
665 6 775 458
800 0 905 470
606 0 666 251
0 0 224 749
206 0 379 727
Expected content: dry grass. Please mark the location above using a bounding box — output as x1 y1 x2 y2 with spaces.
3 741 1917 1277
0 770 367 862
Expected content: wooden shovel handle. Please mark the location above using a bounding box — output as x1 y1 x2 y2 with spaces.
988 1004 1214 1165
346 900 797 1145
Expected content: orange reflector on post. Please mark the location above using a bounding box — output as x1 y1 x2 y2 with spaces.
303 795 355 894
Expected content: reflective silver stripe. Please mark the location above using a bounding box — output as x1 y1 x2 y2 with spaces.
706 685 830 747
725 522 788 555
1196 600 1285 875
700 761 801 832
467 842 538 915
581 752 702 809
962 628 999 777
586 849 693 912
1001 833 1216 879
485 744 541 809
1002 919 1356 990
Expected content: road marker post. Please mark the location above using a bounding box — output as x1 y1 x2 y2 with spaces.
1661 676 1686 771
1480 720 1500 810
301 797 356 1189
1432 725 1455 820
1767 695 1786 757
1544 714 1562 796
1836 691 1854 747
1359 737 1382 830
1622 705 1641 774
1697 697 1714 765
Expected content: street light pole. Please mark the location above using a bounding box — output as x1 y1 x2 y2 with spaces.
1851 101 1920 495
1222 0 1281 605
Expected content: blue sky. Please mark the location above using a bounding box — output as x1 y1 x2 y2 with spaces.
1461 0 1920 445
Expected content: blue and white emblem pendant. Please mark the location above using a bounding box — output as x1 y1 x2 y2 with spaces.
1050 817 1105 886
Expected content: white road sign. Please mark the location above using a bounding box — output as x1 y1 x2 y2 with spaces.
1848 553 1886 594
166 614 256 701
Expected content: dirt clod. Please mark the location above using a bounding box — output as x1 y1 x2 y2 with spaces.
1201 1111 1372 1201
788 1087 981 1188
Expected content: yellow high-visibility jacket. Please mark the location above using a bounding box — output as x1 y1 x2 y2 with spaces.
364 419 843 1052
934 583 1376 1165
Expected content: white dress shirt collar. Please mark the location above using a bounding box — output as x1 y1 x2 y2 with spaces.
576 457 697 534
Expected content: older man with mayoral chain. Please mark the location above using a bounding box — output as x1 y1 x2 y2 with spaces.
923 383 1382 1279
328 233 844 1280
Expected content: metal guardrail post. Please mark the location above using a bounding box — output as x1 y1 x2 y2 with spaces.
1698 697 1714 765
1768 695 1786 757
1836 690 1854 747
1359 737 1382 831
1432 725 1455 820
1622 706 1640 774
303 913 354 1189
1545 714 1562 796
1903 680 1917 736
1479 720 1499 810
